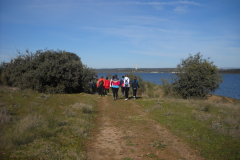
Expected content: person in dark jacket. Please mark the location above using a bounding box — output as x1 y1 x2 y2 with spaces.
97 76 105 96
120 76 125 96
132 77 140 100
92 79 97 94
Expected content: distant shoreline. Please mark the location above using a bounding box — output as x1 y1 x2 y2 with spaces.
95 68 240 74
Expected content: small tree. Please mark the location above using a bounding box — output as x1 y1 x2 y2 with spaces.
173 53 223 98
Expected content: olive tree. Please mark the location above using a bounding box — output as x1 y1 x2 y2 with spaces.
173 53 223 98
0 49 96 93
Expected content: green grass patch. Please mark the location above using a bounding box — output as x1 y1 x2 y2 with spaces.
122 158 133 160
143 153 158 158
0 87 97 159
126 140 139 146
152 140 167 149
136 98 240 160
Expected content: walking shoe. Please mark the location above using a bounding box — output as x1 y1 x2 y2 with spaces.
125 98 128 101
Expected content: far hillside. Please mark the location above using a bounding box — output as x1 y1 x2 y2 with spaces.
96 68 240 74
218 69 240 74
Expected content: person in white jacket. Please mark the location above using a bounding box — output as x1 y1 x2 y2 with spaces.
124 74 130 100
110 76 114 94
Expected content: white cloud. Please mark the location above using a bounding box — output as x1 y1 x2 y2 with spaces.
174 6 188 14
123 1 202 6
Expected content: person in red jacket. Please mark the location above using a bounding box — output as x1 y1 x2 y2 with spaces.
97 76 105 96
104 77 110 96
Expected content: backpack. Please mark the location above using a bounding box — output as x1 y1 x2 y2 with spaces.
125 78 129 87
120 79 124 87
132 80 137 89
99 80 104 86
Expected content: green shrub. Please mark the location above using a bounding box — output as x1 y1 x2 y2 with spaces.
173 53 223 98
161 77 174 96
0 49 96 93
0 72 7 85
146 80 155 90
147 90 154 98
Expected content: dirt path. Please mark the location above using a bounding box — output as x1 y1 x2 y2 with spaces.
87 96 204 160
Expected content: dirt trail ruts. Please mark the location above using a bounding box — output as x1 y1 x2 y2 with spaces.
87 96 204 160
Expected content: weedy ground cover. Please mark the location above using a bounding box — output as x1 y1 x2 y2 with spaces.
0 86 97 159
136 96 240 159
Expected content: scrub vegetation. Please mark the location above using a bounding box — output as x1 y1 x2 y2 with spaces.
0 49 96 93
0 86 97 159
173 53 223 99
136 95 240 159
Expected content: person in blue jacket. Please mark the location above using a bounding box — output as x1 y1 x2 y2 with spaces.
120 76 125 96
132 76 140 100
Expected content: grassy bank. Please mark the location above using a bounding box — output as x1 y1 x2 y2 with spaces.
0 86 97 159
93 80 240 159
136 96 240 159
1 84 240 159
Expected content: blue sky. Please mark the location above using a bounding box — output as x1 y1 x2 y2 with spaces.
0 0 239 69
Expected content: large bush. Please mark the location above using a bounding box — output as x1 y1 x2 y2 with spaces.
173 53 223 98
0 49 96 93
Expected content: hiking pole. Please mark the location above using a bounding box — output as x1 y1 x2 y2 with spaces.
139 88 141 100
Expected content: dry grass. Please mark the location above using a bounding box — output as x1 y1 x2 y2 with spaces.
183 98 240 140
136 91 240 159
0 86 20 93
0 87 97 159
0 106 11 124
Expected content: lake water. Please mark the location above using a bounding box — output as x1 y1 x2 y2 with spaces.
98 72 240 100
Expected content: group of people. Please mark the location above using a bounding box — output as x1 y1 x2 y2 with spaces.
96 74 140 101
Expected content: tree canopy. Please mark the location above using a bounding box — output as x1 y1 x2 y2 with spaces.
173 53 223 98
0 49 96 93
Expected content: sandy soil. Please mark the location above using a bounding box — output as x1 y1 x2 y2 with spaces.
206 95 235 103
87 96 204 160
